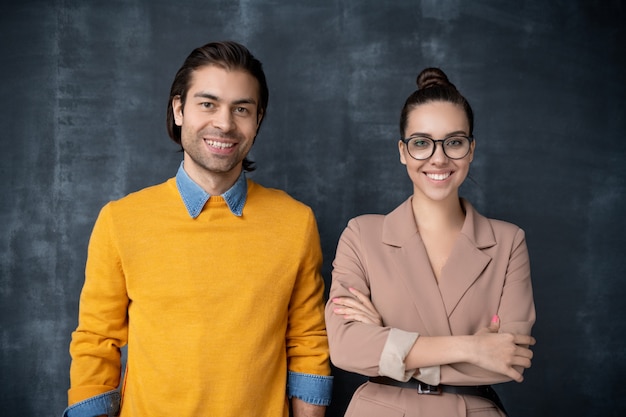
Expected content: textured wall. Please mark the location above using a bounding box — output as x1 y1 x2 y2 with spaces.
1 1 625 415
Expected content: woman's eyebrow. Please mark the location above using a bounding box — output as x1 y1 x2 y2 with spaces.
407 130 468 138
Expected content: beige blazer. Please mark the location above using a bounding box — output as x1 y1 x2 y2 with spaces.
325 198 536 417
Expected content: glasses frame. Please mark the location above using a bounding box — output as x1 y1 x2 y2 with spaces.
400 134 474 160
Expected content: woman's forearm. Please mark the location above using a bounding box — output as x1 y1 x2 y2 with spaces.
405 335 474 369
405 331 535 383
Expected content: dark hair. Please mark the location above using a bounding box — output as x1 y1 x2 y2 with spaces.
399 68 474 137
166 41 269 172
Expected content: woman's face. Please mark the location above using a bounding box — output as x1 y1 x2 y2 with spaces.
398 100 475 203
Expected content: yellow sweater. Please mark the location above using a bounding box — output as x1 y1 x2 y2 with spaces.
69 178 330 416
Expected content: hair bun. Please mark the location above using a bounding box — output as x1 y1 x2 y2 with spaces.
416 67 455 90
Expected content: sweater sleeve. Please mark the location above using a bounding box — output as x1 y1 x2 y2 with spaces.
285 208 332 403
68 203 129 405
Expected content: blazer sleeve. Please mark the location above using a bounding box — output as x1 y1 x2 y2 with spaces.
325 218 419 381
440 227 536 385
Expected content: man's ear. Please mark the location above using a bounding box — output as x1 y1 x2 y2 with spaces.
172 95 183 126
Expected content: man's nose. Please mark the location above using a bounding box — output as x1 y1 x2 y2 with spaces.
210 108 234 131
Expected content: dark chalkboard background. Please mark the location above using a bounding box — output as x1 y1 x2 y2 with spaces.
1 1 625 416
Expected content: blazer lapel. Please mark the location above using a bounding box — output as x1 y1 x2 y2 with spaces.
438 199 495 316
382 198 452 336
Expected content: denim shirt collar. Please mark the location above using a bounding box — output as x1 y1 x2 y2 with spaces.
175 161 247 218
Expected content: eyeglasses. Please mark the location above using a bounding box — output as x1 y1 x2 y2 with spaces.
400 135 474 160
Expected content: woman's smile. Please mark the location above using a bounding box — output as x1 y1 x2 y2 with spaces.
424 171 453 181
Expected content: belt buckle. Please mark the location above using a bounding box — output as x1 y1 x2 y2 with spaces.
417 382 442 395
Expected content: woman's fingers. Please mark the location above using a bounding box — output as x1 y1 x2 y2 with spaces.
331 288 383 326
514 334 536 346
472 332 536 382
516 344 534 359
348 287 376 309
332 296 367 312
475 315 500 336
333 305 379 325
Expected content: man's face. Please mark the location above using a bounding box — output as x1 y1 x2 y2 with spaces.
172 65 262 188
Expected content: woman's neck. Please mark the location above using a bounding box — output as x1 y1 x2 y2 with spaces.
410 194 465 233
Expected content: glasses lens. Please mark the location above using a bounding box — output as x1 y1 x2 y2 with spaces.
443 136 470 159
407 137 434 160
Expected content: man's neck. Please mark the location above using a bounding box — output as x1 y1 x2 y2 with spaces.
184 164 242 196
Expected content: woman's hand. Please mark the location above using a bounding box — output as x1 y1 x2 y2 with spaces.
331 287 383 326
474 314 501 336
469 317 536 382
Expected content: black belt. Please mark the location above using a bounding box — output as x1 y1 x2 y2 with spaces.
369 376 507 416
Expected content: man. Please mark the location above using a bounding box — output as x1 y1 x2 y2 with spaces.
64 41 332 417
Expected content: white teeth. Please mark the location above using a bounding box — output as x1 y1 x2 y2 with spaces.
205 139 234 149
426 172 451 181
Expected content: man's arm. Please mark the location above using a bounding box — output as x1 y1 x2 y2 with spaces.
291 397 325 417
68 204 128 410
285 209 333 408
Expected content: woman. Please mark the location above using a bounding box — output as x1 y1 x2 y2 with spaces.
325 68 536 417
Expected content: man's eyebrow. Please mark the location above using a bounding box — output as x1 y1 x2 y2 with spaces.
193 92 219 101
192 92 257 106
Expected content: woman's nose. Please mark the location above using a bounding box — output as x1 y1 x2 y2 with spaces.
430 141 449 163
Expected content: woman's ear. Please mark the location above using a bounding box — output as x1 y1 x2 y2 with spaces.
398 140 407 165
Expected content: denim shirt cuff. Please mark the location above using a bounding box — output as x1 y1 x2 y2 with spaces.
62 390 120 417
287 371 333 406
